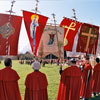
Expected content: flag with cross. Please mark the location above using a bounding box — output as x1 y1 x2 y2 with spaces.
76 23 99 54
60 17 82 51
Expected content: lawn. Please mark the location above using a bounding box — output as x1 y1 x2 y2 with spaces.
0 60 62 100
0 60 100 100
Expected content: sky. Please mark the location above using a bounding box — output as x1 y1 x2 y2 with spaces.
0 0 100 54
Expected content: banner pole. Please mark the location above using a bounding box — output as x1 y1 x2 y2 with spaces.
5 0 16 56
52 13 61 59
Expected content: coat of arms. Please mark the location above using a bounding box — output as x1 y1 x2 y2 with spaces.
0 22 15 38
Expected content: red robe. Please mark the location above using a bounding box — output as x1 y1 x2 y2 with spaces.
0 67 22 100
24 71 48 100
80 63 93 98
93 63 100 93
57 66 82 100
0 69 4 100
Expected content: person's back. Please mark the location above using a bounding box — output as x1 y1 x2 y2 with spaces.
24 59 48 100
0 69 3 100
93 58 100 96
0 58 22 100
57 59 82 100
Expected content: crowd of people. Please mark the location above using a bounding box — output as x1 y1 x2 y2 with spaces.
0 56 100 100
19 58 67 67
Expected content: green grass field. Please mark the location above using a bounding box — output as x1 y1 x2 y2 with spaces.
0 60 100 100
0 60 61 100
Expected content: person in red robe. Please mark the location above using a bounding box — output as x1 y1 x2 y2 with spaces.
57 58 82 100
0 69 5 100
80 57 93 100
0 69 3 100
93 58 100 96
24 58 48 100
0 58 22 100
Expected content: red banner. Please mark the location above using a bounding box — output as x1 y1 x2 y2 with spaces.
0 13 22 56
76 23 99 54
60 18 82 51
23 10 48 56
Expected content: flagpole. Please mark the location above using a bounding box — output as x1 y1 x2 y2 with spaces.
51 13 61 59
35 0 39 14
32 0 40 14
5 0 16 56
72 8 77 21
72 9 79 57
72 9 85 58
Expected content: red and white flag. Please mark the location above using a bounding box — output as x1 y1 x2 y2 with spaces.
23 10 48 56
0 13 22 56
60 18 82 51
76 23 99 54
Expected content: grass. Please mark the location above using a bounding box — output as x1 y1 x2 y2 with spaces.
0 60 100 100
0 60 62 100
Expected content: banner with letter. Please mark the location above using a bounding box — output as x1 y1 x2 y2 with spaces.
60 18 82 51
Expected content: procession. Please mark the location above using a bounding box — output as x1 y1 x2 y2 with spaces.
0 0 100 100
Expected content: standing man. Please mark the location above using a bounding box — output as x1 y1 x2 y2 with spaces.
80 57 93 100
57 58 82 100
93 58 100 96
0 58 22 100
24 58 48 100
